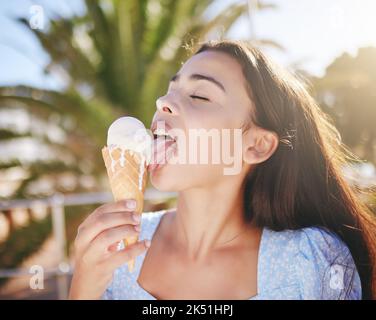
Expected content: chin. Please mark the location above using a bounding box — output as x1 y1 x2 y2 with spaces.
149 164 182 192
149 163 220 192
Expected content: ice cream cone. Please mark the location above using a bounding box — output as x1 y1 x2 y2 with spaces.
102 146 148 272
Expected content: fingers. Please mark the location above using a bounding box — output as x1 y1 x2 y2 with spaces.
82 200 137 227
106 240 151 270
76 211 140 251
75 200 140 253
86 224 141 257
95 199 137 216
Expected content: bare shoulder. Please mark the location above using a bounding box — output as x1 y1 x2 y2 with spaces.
152 208 176 240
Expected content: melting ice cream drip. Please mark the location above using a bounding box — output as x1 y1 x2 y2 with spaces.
108 145 146 191
108 145 127 173
119 147 126 167
108 145 116 173
138 155 146 191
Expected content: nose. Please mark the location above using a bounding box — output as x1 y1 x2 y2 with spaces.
156 96 179 115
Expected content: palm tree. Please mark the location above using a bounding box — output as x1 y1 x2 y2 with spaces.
0 0 279 200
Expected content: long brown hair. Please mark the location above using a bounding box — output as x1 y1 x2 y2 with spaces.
194 40 376 299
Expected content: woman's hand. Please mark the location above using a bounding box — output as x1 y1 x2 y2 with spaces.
68 199 150 300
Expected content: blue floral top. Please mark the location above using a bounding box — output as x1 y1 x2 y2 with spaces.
102 210 362 300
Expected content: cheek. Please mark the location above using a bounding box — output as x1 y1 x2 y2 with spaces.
187 101 228 129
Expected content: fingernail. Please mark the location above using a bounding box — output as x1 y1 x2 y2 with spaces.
145 240 151 248
126 199 136 209
134 225 141 232
132 214 141 223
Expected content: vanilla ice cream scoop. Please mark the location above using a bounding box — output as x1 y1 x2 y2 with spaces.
107 116 152 165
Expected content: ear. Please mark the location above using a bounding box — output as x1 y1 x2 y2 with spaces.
243 126 279 165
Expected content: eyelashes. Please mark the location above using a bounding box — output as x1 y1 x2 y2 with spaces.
162 91 210 103
190 95 210 102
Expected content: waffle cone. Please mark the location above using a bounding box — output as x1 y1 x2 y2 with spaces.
102 146 148 272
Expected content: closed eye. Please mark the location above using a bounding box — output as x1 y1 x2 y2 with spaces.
190 95 210 101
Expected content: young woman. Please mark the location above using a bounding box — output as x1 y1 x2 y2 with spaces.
69 40 376 300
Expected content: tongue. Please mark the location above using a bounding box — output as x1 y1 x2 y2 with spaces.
148 137 176 170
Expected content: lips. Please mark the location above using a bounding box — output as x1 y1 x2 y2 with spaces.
150 121 177 141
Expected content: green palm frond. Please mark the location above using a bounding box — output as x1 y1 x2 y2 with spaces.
0 86 114 145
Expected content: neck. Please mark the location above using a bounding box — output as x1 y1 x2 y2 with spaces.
173 177 251 262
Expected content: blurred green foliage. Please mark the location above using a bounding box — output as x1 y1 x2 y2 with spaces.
0 214 51 272
0 204 94 287
312 47 376 164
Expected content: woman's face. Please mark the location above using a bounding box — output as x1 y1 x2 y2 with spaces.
149 50 255 191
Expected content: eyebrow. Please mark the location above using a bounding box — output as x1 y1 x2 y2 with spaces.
170 73 226 93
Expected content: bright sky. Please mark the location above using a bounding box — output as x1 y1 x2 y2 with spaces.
0 0 376 90
227 0 376 76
